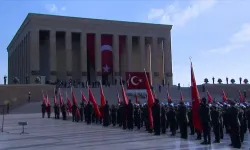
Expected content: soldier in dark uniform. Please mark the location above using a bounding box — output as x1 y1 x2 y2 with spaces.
53 103 58 119
111 105 117 126
161 104 166 134
75 108 80 122
135 105 141 129
152 99 161 135
167 104 176 136
61 104 67 120
188 107 195 135
199 97 211 145
47 104 51 118
80 102 84 122
103 101 110 127
122 103 128 130
86 101 93 124
238 107 247 142
71 103 77 122
127 100 134 130
178 101 188 139
117 104 122 127
84 103 88 122
211 105 221 143
41 103 46 118
143 104 149 131
228 101 241 148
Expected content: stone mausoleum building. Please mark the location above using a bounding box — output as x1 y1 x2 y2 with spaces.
7 13 173 85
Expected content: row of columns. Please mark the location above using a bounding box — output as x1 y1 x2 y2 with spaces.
30 29 172 84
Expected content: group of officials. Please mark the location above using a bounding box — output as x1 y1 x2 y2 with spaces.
41 97 250 149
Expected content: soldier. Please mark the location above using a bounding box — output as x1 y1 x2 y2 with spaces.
161 104 166 134
117 103 122 127
211 105 221 143
199 97 211 145
238 106 247 142
41 102 46 118
167 104 176 136
61 104 67 120
188 107 195 135
103 101 110 127
72 103 77 122
111 105 117 126
80 102 84 122
134 105 141 130
228 101 241 148
86 101 93 124
75 108 80 122
122 103 127 130
47 104 51 118
127 100 134 130
152 99 161 135
53 103 58 119
178 101 188 139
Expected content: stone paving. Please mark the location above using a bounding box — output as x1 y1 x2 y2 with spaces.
0 113 249 150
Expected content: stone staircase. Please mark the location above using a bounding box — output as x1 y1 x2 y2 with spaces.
0 85 54 113
1 83 250 114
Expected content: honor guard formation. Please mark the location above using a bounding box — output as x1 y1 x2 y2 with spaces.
41 87 250 149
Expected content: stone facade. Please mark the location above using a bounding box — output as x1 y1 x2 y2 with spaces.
7 13 173 85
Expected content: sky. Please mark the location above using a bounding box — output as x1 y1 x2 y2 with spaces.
0 0 249 86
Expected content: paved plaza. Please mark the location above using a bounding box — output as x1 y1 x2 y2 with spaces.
0 113 249 150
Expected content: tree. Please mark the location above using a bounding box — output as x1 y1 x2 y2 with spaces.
217 78 222 84
12 77 19 84
204 78 209 84
239 77 242 84
244 79 248 84
231 78 235 84
212 77 215 84
35 76 41 84
226 77 229 84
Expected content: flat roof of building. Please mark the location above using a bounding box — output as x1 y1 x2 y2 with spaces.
7 13 172 51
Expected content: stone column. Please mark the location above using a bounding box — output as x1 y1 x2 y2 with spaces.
80 32 87 82
65 31 72 80
95 33 102 81
140 36 146 71
30 28 40 83
164 33 173 85
126 35 132 72
49 30 57 82
113 34 119 84
151 37 159 86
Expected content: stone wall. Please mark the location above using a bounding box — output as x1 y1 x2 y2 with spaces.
0 84 54 111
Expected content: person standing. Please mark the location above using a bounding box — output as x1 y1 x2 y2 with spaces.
199 97 211 145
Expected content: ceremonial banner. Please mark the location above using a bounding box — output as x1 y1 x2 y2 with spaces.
101 35 113 75
126 72 150 89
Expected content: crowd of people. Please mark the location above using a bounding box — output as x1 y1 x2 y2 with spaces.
41 97 250 149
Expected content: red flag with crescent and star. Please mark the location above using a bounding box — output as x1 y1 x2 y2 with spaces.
191 61 202 133
101 35 113 75
126 72 150 89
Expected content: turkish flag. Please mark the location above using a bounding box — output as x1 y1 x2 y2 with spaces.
126 72 150 89
101 35 113 74
191 62 202 133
